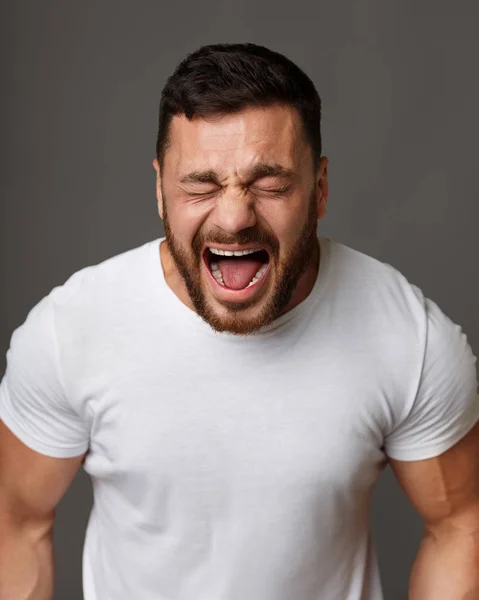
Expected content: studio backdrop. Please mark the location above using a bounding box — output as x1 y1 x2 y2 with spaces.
1 1 478 599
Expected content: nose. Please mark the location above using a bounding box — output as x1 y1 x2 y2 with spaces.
212 188 257 235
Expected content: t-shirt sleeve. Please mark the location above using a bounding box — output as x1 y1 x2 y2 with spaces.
384 296 479 462
0 293 90 458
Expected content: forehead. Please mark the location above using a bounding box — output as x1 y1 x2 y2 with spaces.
164 104 309 177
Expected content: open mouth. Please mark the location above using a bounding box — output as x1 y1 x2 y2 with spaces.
203 247 271 292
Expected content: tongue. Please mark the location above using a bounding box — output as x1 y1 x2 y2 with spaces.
218 258 263 290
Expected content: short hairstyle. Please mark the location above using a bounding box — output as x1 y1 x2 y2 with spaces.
156 43 322 170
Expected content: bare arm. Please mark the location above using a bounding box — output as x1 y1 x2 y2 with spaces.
389 420 479 599
0 420 86 600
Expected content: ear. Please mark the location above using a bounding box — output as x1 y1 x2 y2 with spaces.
152 158 164 220
316 157 329 221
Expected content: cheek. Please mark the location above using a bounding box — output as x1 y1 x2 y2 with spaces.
168 204 203 240
266 205 305 245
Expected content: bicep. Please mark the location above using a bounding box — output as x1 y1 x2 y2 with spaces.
389 419 479 530
0 419 86 527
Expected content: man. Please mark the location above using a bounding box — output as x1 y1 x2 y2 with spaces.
1 42 479 600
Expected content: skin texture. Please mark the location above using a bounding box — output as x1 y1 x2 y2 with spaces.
0 419 86 598
389 419 479 598
153 103 328 335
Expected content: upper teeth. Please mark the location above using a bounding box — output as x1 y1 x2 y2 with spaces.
209 248 259 256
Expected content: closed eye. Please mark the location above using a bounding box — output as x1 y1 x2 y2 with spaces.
186 185 292 197
256 186 291 195
186 190 218 198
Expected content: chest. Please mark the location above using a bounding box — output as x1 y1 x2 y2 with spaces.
81 342 389 504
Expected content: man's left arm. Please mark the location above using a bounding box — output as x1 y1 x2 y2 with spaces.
389 419 479 599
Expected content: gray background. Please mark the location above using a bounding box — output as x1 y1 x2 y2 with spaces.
1 1 478 598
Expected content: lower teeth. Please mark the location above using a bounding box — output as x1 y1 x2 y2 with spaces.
210 262 268 288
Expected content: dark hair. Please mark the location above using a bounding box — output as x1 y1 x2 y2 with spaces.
156 43 322 170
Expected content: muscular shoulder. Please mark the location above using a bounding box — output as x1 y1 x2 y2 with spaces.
49 239 154 320
328 240 427 330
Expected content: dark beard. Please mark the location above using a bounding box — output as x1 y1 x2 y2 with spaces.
161 188 319 335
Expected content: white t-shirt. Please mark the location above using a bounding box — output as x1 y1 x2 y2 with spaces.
1 235 478 600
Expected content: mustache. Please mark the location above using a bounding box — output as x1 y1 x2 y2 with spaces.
196 231 278 251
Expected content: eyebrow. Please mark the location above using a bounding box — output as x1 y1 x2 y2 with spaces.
179 163 296 186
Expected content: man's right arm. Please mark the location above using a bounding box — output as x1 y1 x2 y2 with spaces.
0 420 86 600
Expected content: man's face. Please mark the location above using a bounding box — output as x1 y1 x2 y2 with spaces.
153 104 328 335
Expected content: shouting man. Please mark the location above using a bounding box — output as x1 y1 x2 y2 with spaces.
1 43 479 600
